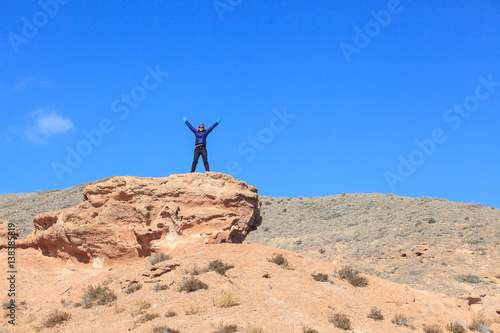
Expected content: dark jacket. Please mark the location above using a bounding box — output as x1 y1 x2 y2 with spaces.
185 121 218 146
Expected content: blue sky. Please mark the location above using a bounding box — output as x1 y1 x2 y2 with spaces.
1 0 499 208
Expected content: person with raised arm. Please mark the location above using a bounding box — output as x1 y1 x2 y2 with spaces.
183 117 221 172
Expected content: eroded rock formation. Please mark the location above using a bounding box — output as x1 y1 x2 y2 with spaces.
20 172 261 265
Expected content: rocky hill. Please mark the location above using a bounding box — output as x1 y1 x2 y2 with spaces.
1 174 499 332
10 173 261 266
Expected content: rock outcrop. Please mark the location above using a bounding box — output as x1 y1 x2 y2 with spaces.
20 172 261 265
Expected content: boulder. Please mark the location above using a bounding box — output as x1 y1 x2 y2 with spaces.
20 172 261 265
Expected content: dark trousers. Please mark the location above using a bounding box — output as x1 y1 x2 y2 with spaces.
191 146 209 172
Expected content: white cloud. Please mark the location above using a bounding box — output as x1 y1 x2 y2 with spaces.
12 76 36 92
2 77 54 95
39 80 54 88
25 110 74 143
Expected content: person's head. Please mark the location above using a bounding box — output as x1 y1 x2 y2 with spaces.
198 123 205 131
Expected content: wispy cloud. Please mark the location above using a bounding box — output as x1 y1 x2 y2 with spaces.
1 76 54 95
25 109 74 143
39 80 54 88
12 76 36 92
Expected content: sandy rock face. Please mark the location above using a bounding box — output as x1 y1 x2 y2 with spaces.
21 172 261 265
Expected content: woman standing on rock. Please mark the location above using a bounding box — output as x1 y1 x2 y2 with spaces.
183 117 221 173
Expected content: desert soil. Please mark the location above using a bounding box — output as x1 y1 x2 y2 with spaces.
1 179 499 332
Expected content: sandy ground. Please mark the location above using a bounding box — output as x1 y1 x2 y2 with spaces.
2 243 498 333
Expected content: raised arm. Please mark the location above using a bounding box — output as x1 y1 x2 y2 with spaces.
184 118 196 133
206 119 221 135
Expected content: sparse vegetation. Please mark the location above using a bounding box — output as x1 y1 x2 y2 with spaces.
469 316 492 333
153 283 169 292
367 307 384 321
349 275 368 287
456 274 482 284
102 275 114 285
268 253 294 270
125 282 142 294
152 325 181 333
301 325 319 333
185 264 208 276
423 324 443 333
136 313 160 324
311 273 329 282
82 284 117 308
149 252 171 265
213 322 238 333
207 260 234 276
242 325 264 333
60 299 72 308
43 309 70 328
185 304 205 315
392 314 413 328
136 299 151 310
446 321 466 333
213 291 239 308
337 266 368 287
165 310 177 317
329 311 351 330
178 276 208 293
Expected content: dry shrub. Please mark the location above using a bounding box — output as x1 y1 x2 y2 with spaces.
455 274 482 284
178 276 208 293
446 321 466 333
165 310 176 317
242 325 264 333
136 299 151 310
337 266 358 280
185 304 205 315
131 299 151 317
213 322 238 333
152 325 181 333
82 284 117 308
311 273 329 282
423 324 443 333
213 291 239 308
43 309 70 328
469 318 492 333
268 253 294 270
101 275 114 285
207 260 234 276
136 312 159 324
329 311 351 330
184 264 208 276
149 253 171 265
367 307 384 321
349 274 368 287
392 313 413 328
125 282 142 294
337 266 368 287
301 325 319 333
153 283 169 292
